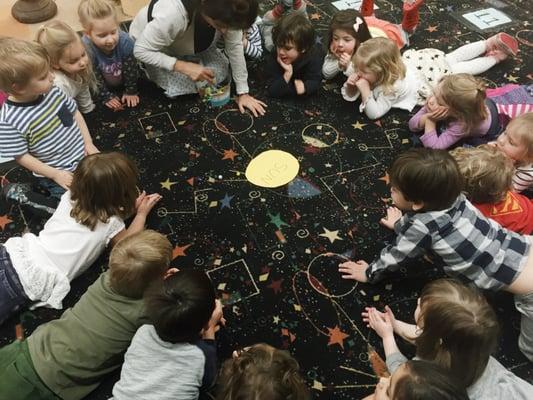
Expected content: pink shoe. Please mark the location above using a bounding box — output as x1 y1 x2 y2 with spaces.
486 33 518 56
486 49 509 62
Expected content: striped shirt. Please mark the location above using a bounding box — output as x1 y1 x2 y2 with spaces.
0 86 84 174
513 164 533 193
244 24 263 60
367 194 530 291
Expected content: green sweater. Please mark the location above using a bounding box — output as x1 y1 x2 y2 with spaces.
28 271 147 400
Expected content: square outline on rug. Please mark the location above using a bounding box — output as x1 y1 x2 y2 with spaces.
206 259 260 305
138 112 177 140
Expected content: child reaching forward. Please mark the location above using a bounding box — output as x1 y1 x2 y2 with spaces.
344 33 518 120
0 230 174 400
495 112 533 193
338 149 533 362
217 343 310 400
112 270 224 400
78 0 139 111
363 279 533 399
0 152 161 325
36 20 97 114
409 75 533 149
451 145 533 234
323 1 424 79
0 37 97 204
265 13 324 97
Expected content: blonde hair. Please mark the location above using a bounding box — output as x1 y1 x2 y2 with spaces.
109 230 172 298
0 37 49 93
78 0 118 30
415 279 499 388
353 37 406 95
217 343 310 400
450 145 514 204
70 152 139 230
437 74 488 135
506 112 533 163
35 21 97 91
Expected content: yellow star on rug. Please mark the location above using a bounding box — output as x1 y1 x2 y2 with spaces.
351 121 366 130
160 178 177 190
506 74 518 83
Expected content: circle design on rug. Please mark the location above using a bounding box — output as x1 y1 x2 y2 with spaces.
214 109 254 134
301 123 340 148
272 250 285 260
307 253 357 298
248 190 261 199
246 150 300 188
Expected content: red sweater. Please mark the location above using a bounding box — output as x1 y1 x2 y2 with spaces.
475 191 533 234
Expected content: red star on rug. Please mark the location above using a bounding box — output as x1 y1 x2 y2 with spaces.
303 145 320 154
0 214 13 230
425 25 438 32
378 172 390 185
222 149 238 161
172 243 192 259
327 325 349 349
268 278 283 294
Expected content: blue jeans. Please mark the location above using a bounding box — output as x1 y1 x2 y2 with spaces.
0 245 28 325
37 177 66 200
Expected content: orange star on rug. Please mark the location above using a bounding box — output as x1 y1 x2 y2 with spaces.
327 325 349 349
172 243 192 259
0 214 13 231
378 172 390 185
222 149 238 161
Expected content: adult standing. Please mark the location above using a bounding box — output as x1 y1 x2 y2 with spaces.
130 0 266 116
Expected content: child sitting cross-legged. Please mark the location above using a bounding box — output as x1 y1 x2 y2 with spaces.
0 230 174 400
111 270 224 400
265 13 324 98
451 145 533 234
0 37 97 205
363 279 533 399
338 148 533 362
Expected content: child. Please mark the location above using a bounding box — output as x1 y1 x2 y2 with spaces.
217 343 310 400
495 112 533 193
0 230 174 400
342 37 420 120
451 145 533 234
0 37 98 201
409 75 533 149
337 148 533 362
363 279 533 399
78 0 140 111
0 152 162 325
265 13 324 98
36 20 97 114
363 360 469 400
323 1 425 79
260 0 307 52
343 33 518 120
111 270 224 400
243 19 263 60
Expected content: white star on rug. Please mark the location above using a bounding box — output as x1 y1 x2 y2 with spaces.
319 227 343 243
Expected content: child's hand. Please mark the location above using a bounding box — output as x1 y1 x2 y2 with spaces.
181 62 215 83
84 142 100 156
136 192 162 216
427 105 448 121
346 73 359 87
355 77 371 92
380 206 402 230
122 94 139 108
329 42 338 56
294 79 305 95
338 53 351 70
277 56 293 74
367 307 394 339
384 305 399 333
203 299 226 339
52 170 73 190
338 260 369 282
362 306 385 327
105 97 124 111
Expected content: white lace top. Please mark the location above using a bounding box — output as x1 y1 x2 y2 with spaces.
4 191 124 309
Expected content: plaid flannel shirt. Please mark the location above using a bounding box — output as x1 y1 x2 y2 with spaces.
367 194 531 290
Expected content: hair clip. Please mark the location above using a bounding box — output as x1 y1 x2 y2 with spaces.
353 17 363 32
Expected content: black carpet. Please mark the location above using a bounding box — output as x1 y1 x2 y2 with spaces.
1 0 532 398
